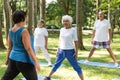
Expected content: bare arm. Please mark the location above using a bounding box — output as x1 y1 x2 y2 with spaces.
108 29 112 44
45 36 48 49
56 40 60 56
22 29 40 71
74 41 78 59
91 30 95 44
92 30 95 40
5 36 12 65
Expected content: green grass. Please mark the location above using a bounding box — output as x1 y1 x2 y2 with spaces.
0 32 120 80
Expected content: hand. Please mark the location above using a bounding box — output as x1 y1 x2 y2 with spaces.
5 58 9 65
91 39 94 44
35 62 40 72
73 52 78 59
56 48 59 57
108 40 112 44
45 45 47 49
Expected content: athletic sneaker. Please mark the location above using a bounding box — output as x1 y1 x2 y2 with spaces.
43 77 51 80
114 63 119 67
84 60 89 63
48 62 52 67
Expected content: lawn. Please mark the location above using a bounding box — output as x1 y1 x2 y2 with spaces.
0 31 120 80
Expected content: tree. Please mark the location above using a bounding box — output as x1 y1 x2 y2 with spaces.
0 0 5 49
3 0 12 39
9 0 17 14
33 0 37 29
27 0 34 34
96 0 99 20
76 0 84 50
40 0 46 21
57 0 70 15
108 0 110 21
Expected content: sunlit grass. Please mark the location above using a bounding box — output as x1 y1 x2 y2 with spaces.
0 32 120 80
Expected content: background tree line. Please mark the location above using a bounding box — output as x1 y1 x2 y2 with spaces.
0 0 120 50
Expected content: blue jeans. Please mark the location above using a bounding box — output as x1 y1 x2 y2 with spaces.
52 49 82 75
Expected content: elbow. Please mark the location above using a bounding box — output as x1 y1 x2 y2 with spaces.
25 47 31 52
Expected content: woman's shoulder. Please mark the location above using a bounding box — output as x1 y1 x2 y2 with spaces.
22 28 29 34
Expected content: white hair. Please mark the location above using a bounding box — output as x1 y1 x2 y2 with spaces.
62 15 73 24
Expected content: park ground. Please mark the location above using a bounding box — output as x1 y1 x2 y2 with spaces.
0 31 120 80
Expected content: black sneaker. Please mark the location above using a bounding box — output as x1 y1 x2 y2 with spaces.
43 77 51 80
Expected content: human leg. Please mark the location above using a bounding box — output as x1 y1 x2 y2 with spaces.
106 48 118 62
40 47 52 65
44 49 65 79
101 41 118 67
1 59 20 80
17 62 38 80
66 50 84 80
86 47 96 60
34 46 40 54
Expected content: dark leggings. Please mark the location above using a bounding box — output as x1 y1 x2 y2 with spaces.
1 59 37 80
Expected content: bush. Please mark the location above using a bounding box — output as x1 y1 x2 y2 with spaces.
46 24 59 29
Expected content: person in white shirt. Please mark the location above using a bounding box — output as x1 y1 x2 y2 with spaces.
34 20 52 66
84 11 119 67
44 15 84 80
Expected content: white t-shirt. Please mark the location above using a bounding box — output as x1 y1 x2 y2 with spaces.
93 19 111 42
34 27 48 47
59 27 78 50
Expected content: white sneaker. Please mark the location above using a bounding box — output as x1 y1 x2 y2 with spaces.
84 60 89 63
48 62 52 67
114 63 119 67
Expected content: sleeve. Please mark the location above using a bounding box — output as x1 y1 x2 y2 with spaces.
44 28 48 36
33 28 36 36
93 21 97 30
73 28 78 41
59 28 62 39
107 20 111 29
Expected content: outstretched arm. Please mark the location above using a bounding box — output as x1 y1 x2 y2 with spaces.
5 35 12 65
91 30 95 44
45 36 48 49
74 41 78 59
108 29 112 44
22 29 40 71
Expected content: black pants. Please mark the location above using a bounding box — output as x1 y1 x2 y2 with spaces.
1 59 37 80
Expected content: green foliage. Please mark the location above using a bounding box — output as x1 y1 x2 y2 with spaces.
83 0 96 28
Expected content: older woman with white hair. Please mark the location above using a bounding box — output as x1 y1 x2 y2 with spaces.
44 15 84 80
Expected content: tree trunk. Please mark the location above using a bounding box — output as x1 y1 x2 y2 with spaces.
76 0 85 50
0 5 6 49
40 0 46 22
58 0 69 15
27 0 34 35
33 0 37 29
96 0 99 20
9 0 17 26
108 0 110 21
3 0 12 40
10 0 17 14
63 0 69 15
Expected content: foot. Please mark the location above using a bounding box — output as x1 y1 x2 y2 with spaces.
43 76 51 80
48 62 52 67
84 60 89 63
114 63 119 67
